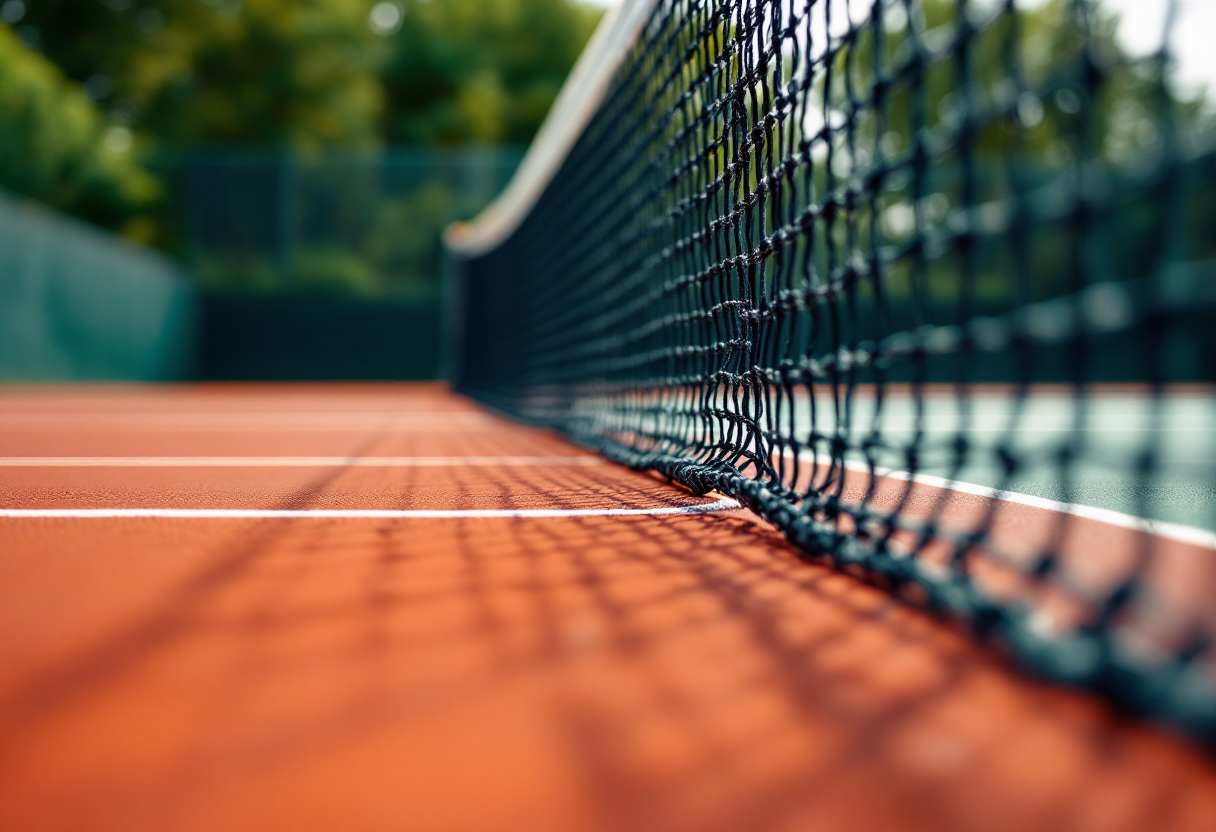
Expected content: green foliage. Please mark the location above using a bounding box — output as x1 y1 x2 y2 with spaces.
8 0 599 277
149 0 384 146
16 0 1206 302
380 0 602 145
0 23 158 233
822 0 1210 165
16 0 600 149
17 0 384 148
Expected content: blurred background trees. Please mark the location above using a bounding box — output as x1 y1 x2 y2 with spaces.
0 22 158 235
1 0 1212 380
12 0 383 148
379 0 599 144
9 0 600 148
1 0 602 295
1 0 1211 299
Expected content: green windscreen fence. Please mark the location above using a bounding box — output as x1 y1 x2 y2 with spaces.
0 189 196 382
160 148 523 299
157 148 522 381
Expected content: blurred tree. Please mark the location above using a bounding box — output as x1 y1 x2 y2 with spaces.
806 0 1211 166
16 0 383 148
0 23 158 234
16 0 601 149
378 0 602 145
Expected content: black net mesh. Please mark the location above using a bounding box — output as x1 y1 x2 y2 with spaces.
450 0 1216 739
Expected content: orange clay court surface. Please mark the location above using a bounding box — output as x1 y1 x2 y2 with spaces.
1 383 1215 832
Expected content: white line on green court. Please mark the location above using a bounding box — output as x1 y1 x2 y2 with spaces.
797 451 1216 550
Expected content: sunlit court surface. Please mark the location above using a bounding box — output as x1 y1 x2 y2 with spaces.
0 383 1213 832
4 0 1216 827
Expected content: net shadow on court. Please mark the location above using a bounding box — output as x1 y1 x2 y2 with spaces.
447 0 1216 738
2 457 1214 831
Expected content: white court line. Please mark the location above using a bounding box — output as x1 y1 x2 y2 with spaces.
0 412 490 423
795 452 1216 550
0 413 501 431
0 498 742 520
0 456 603 468
0 425 501 433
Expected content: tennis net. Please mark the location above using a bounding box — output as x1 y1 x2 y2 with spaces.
446 0 1216 739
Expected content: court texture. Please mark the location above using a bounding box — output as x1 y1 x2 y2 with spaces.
0 383 1213 831
5 0 1216 828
